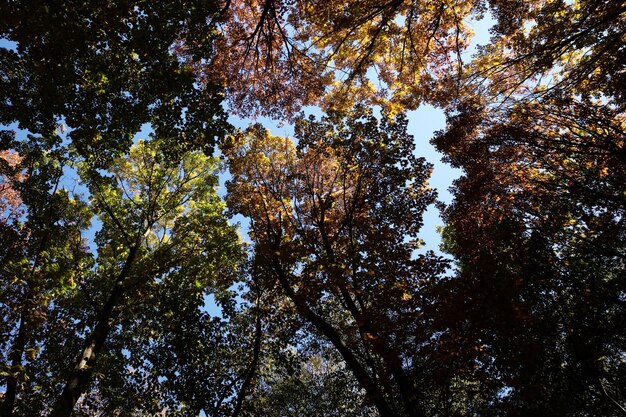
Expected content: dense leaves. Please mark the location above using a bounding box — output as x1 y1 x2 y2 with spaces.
0 0 228 163
0 138 244 416
2 0 626 416
0 136 92 417
200 0 480 117
430 0 626 414
431 97 626 414
223 108 448 416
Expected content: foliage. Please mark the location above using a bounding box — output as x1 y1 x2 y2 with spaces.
0 132 93 417
244 329 377 417
223 107 448 417
193 0 483 117
429 0 626 414
0 0 229 163
1 0 626 416
0 138 244 416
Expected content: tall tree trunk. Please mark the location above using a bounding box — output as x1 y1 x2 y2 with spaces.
3 194 56 417
49 245 138 417
270 256 397 417
337 283 425 417
0 288 33 417
322 231 425 417
231 285 263 417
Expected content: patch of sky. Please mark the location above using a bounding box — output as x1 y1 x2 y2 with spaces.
496 385 513 399
203 280 250 319
464 10 496 58
0 37 18 51
135 122 154 142
203 293 223 318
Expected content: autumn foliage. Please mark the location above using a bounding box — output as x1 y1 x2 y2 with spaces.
1 0 625 416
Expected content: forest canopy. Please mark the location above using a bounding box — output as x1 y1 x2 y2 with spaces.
1 0 625 416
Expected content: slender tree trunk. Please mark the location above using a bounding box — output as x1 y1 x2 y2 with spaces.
270 256 396 417
322 235 425 417
231 286 263 417
337 284 424 417
49 291 120 417
3 194 56 417
0 289 33 417
49 245 138 417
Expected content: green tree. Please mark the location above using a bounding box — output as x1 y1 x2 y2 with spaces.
1 134 92 417
43 139 242 416
0 0 228 163
0 137 243 416
242 323 378 417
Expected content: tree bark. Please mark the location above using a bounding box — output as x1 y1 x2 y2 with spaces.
0 289 32 417
320 228 425 417
337 284 425 417
49 244 138 417
231 286 263 417
270 255 397 417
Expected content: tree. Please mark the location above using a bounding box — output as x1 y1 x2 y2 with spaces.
464 0 626 108
0 137 244 416
1 134 92 417
425 1 626 414
190 0 482 117
43 139 242 416
222 107 448 417
428 3 626 410
430 93 626 415
243 326 377 417
0 0 229 163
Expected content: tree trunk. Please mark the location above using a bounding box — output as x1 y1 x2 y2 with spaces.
231 286 263 417
323 237 425 417
49 245 138 417
270 256 396 417
0 289 32 417
338 284 424 417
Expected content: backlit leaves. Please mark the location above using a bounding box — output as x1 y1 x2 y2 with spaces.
223 107 448 416
195 0 481 117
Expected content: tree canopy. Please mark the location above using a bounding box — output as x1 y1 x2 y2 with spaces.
1 0 625 416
